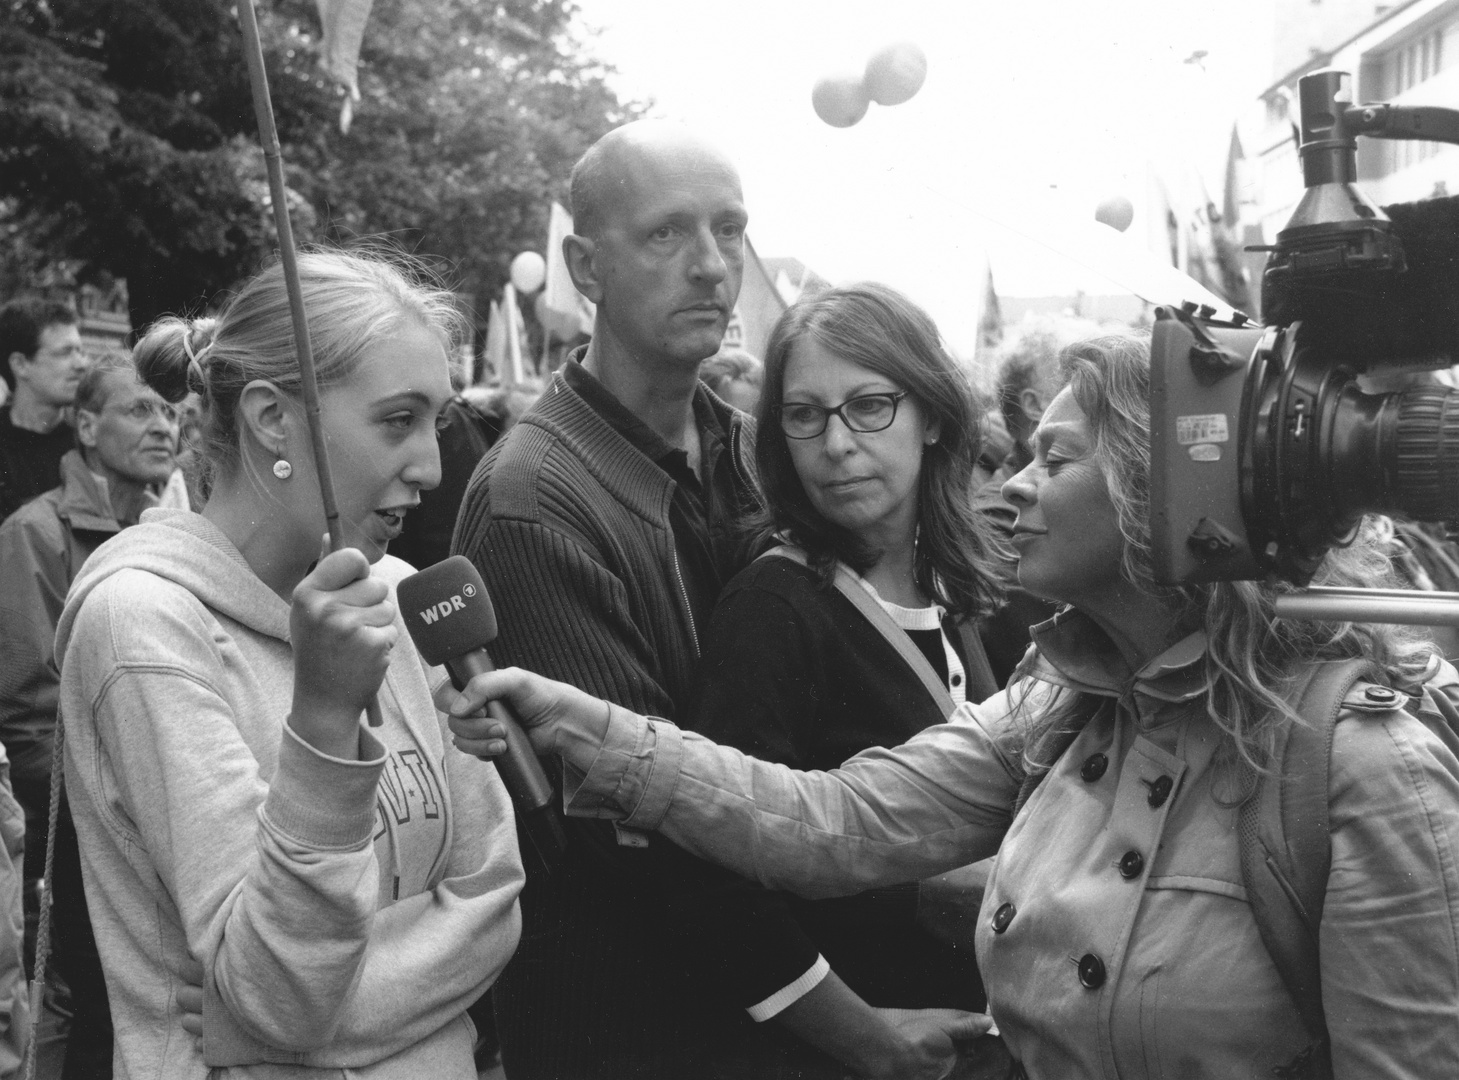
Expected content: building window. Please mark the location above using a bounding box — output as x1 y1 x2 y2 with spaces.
1387 25 1450 168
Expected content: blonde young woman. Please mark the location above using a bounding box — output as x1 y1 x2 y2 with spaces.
56 250 523 1079
451 333 1459 1078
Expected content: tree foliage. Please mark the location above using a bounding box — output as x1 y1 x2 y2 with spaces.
0 0 636 332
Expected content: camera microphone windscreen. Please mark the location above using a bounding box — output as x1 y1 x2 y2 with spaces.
1383 195 1459 361
1263 194 1459 363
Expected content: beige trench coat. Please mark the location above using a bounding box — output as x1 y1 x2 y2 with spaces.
563 610 1459 1078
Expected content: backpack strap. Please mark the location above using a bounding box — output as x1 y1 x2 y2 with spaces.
759 545 958 718
1238 656 1381 1079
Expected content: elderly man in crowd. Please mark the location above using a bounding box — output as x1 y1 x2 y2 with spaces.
453 121 973 1080
0 300 89 525
0 352 179 1079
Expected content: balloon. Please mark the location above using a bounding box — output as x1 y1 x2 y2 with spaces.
811 73 869 128
1095 195 1135 233
864 41 927 106
534 291 579 341
510 250 546 293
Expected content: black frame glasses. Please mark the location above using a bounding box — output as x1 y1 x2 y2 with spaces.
776 391 909 440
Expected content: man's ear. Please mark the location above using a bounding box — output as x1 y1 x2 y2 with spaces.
562 234 603 305
1019 387 1046 423
75 408 99 450
237 379 293 457
8 352 28 386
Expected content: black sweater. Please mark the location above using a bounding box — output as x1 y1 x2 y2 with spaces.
689 555 988 1011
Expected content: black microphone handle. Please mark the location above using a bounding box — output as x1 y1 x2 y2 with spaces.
444 650 558 815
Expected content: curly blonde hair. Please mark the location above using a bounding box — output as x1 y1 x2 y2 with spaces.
1015 332 1437 778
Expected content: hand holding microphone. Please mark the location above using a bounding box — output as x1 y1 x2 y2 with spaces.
397 556 568 872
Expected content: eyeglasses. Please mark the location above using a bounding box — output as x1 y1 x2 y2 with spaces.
777 391 909 440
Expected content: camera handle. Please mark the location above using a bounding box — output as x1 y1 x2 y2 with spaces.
1344 104 1459 148
1275 586 1459 626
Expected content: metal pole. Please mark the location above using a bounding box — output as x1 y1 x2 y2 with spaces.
237 0 381 727
1273 586 1459 626
236 0 343 551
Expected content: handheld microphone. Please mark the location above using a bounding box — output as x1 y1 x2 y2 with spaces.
397 556 566 872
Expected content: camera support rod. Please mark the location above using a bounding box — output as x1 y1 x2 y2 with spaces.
1274 586 1459 627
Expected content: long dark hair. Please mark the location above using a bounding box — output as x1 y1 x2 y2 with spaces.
749 282 1003 620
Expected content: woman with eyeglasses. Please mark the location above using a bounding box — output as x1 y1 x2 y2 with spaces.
453 331 1459 1077
679 283 1008 1075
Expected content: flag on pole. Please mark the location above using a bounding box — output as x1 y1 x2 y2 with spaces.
974 259 1003 369
723 236 788 361
503 284 527 386
315 0 374 131
483 299 507 384
543 202 596 339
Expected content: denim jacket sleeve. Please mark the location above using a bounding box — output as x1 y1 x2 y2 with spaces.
564 695 1026 899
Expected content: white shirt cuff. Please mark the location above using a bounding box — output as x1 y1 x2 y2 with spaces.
745 955 831 1022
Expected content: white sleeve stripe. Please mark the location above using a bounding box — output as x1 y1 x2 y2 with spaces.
745 954 832 1021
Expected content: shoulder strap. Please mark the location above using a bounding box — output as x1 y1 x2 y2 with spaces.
1238 656 1380 1079
760 545 957 719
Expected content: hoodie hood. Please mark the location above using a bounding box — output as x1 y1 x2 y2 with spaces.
56 507 289 666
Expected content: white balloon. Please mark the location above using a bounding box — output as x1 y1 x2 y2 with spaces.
864 42 927 107
1094 196 1135 233
510 250 546 293
812 74 869 128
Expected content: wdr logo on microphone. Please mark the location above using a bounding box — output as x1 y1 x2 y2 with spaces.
417 593 468 624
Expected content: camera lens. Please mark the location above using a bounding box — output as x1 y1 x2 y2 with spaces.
1327 381 1459 525
1390 385 1459 522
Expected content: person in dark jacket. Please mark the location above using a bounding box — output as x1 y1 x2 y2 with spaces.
0 299 88 525
452 121 979 1080
688 283 1012 1077
0 351 179 1078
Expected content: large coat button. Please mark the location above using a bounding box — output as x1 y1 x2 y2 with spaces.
1145 775 1174 808
991 902 1016 933
1077 953 1106 989
1080 753 1109 782
1118 850 1145 879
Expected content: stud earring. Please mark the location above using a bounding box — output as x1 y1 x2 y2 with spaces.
272 458 293 480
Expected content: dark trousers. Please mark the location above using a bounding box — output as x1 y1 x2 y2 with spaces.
12 776 112 1080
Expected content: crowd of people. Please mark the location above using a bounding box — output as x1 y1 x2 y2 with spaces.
0 116 1455 1080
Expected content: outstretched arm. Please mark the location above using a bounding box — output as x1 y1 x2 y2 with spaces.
448 667 1023 899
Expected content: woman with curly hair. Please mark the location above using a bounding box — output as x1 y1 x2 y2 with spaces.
453 331 1459 1078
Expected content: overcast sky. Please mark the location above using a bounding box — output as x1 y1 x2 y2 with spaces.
568 0 1276 354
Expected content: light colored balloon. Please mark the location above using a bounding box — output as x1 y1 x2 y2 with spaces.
1094 195 1136 233
510 250 546 293
812 73 870 128
864 41 927 106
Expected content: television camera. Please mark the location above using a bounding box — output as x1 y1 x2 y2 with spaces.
1148 68 1459 623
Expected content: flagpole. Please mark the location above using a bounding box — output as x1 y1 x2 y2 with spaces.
237 0 342 550
236 0 382 727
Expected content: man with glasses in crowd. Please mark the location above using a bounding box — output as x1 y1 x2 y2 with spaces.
0 351 180 1078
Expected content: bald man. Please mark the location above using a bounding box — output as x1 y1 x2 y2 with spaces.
454 122 974 1080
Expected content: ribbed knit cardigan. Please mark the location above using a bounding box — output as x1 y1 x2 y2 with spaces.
452 370 817 1080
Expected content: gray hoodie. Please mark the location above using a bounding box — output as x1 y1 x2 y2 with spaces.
56 508 523 1079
